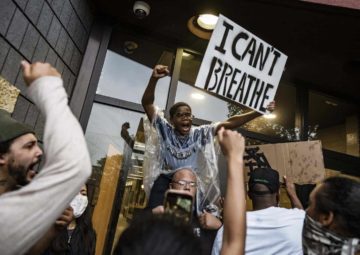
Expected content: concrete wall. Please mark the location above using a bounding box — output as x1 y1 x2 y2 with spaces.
0 0 93 139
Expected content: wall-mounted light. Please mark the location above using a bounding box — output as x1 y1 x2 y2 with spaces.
182 51 194 60
263 113 277 119
325 100 338 107
191 93 205 100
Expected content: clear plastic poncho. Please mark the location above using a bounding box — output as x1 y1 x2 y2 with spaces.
142 108 221 215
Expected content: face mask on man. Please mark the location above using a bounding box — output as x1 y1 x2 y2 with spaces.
70 194 88 218
302 214 360 255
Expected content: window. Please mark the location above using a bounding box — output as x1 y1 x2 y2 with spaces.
309 91 359 157
97 50 171 108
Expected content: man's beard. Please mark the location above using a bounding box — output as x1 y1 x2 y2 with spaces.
8 163 30 188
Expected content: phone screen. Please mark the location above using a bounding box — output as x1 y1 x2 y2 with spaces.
164 191 193 223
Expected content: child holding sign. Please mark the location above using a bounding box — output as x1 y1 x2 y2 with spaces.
142 65 274 213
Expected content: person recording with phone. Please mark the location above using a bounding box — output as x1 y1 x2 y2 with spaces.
114 127 247 255
151 167 222 255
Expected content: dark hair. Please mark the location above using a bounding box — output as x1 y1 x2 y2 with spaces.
113 213 201 255
169 102 191 118
0 139 13 154
315 176 360 237
48 192 96 255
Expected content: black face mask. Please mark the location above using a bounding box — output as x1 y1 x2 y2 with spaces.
302 215 360 255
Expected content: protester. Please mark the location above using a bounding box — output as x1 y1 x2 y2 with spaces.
151 167 222 255
212 168 305 255
43 185 96 255
142 64 275 213
114 127 247 255
0 61 91 255
303 176 360 254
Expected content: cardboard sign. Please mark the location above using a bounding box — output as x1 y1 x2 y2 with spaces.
0 76 20 113
195 15 287 114
244 140 325 184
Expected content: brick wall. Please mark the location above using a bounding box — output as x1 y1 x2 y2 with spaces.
0 0 93 139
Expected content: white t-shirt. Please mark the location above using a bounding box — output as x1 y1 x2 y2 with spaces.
212 207 305 255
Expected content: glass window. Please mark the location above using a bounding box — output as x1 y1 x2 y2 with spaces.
309 91 359 157
85 103 144 166
96 50 171 108
85 103 145 254
96 31 175 108
175 51 233 122
242 83 296 140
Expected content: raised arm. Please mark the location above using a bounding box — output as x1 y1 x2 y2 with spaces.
216 101 275 133
141 65 169 122
283 175 303 210
0 62 91 255
218 127 246 255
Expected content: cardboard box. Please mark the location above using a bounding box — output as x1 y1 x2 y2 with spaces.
244 140 325 184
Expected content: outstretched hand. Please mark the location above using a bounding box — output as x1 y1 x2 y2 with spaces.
283 175 296 196
217 127 245 159
266 101 276 112
152 65 169 79
54 206 74 230
21 61 61 86
198 211 222 230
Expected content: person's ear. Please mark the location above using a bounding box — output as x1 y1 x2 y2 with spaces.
0 153 7 165
318 211 334 227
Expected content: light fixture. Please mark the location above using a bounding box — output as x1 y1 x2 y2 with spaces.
197 14 218 30
124 41 138 54
191 93 205 100
182 51 194 60
187 13 218 40
263 113 277 119
325 100 338 107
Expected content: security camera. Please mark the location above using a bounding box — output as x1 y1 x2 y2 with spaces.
133 1 150 19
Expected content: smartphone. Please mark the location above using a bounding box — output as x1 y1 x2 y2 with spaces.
163 189 194 223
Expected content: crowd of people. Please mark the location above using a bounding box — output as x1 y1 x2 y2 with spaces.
0 62 359 255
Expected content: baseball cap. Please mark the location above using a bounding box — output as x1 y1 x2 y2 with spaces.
0 109 34 143
248 167 280 195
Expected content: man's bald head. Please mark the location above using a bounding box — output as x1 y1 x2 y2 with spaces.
170 168 197 197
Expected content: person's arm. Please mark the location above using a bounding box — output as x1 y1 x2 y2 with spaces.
25 207 74 255
215 101 275 133
120 122 134 148
217 127 246 255
198 212 222 230
0 62 91 255
141 65 169 122
283 176 303 210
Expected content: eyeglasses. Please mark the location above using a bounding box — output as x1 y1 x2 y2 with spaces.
175 112 194 120
172 180 197 188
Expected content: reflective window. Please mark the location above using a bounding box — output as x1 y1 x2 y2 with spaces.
309 91 359 157
97 50 171 108
242 83 296 140
85 103 144 166
85 103 145 254
175 51 232 122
